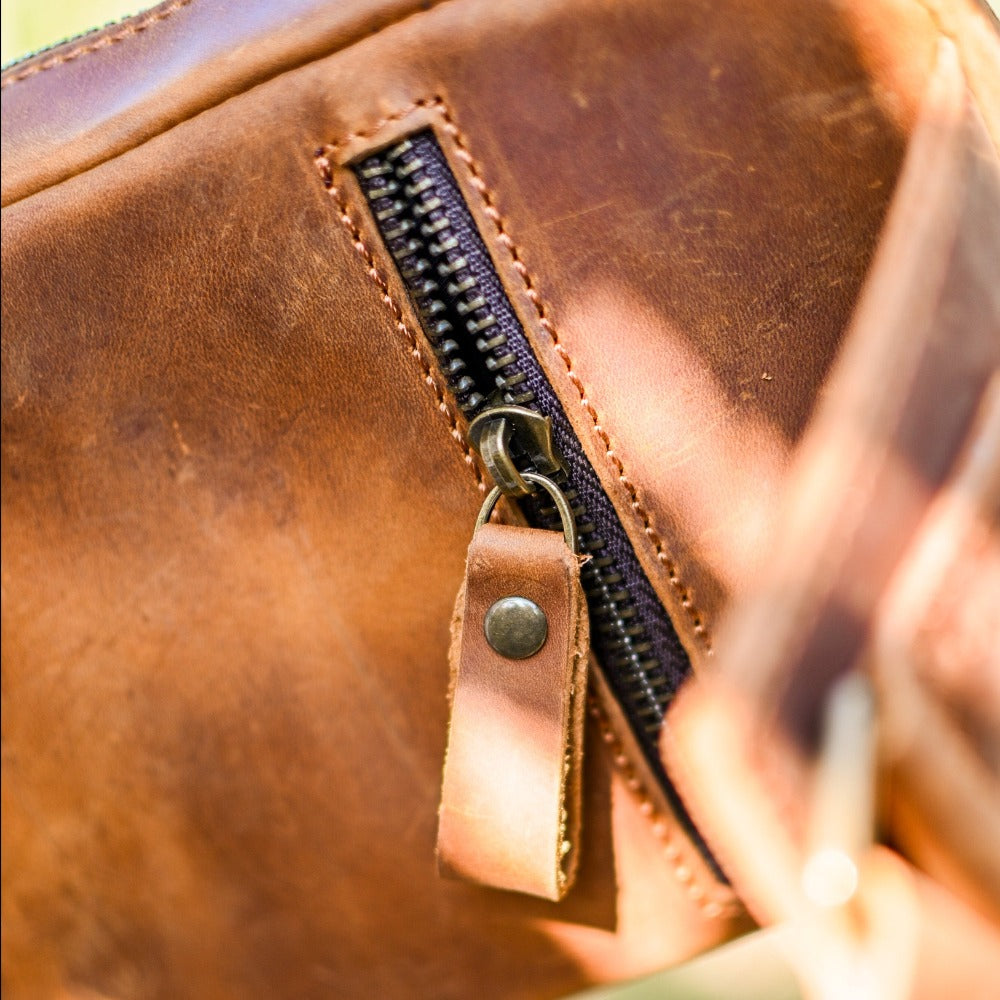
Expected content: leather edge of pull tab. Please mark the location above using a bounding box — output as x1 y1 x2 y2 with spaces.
437 522 589 901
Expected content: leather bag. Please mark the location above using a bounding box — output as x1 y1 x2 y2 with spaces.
3 0 999 997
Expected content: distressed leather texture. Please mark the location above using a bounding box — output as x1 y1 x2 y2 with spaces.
437 522 588 901
2 0 999 997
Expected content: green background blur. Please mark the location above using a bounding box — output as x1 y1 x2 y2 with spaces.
2 0 139 65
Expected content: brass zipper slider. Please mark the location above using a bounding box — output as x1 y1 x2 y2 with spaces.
467 404 565 497
436 409 589 901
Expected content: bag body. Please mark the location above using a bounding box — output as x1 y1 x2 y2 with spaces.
2 0 998 997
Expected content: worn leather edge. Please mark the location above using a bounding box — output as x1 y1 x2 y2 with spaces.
1 0 194 85
436 523 589 900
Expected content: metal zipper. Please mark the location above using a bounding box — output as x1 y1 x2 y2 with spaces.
353 130 718 870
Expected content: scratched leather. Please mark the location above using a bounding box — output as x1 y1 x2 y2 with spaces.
0 87 734 993
2 0 996 997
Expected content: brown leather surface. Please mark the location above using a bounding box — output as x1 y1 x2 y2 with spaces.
1 1 757 995
480 0 934 662
2 0 996 996
438 522 589 900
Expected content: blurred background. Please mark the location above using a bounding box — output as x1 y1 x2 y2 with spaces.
2 0 137 65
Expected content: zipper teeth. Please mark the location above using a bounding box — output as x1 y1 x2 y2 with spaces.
357 141 531 418
356 137 670 744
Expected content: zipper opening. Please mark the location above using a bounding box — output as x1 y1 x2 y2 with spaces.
353 130 720 875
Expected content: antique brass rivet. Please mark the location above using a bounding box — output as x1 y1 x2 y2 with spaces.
484 596 548 659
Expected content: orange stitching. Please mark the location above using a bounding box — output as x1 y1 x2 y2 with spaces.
586 695 739 919
427 99 712 651
314 98 436 160
316 99 734 907
1 0 195 89
314 140 486 493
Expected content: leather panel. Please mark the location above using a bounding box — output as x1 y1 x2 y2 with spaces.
0 0 438 205
2 1 757 994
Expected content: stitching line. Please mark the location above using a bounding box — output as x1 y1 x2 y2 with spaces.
425 98 712 651
314 98 432 160
1 0 195 89
660 690 769 921
314 116 486 494
586 693 739 919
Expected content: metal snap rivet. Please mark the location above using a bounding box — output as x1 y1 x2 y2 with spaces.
484 596 548 659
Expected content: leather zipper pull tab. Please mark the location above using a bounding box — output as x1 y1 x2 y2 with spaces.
437 478 589 901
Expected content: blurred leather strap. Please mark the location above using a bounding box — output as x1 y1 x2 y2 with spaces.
662 39 1000 1000
875 372 1000 927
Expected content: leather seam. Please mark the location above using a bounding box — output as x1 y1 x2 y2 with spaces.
560 560 589 893
314 98 434 161
1 0 196 89
1 0 463 209
427 98 713 652
661 691 772 922
314 129 487 495
587 691 739 919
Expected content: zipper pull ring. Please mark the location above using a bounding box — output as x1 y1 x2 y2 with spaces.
437 422 589 901
475 471 578 552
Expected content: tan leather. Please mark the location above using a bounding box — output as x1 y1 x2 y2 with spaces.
2 0 998 996
0 0 444 205
2 2 750 995
437 522 588 900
